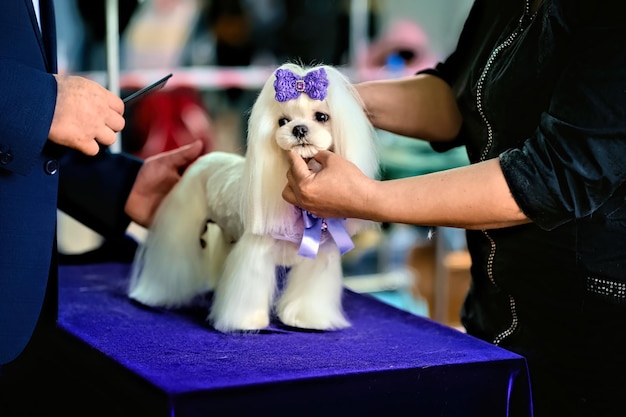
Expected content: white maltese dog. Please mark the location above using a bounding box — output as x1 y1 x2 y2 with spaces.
128 63 379 332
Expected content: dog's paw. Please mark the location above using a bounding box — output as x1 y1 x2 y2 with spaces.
211 309 270 332
277 301 350 331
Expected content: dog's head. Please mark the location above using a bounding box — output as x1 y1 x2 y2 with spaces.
272 67 333 162
242 63 379 236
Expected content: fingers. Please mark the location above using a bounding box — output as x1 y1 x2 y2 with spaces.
104 94 126 133
80 139 101 156
150 140 204 170
94 119 120 148
286 149 334 184
170 140 204 165
97 90 125 147
284 150 333 207
50 74 126 155
311 149 333 164
284 152 305 205
282 183 297 205
170 140 204 174
286 150 310 178
107 89 125 115
287 149 334 179
125 141 205 228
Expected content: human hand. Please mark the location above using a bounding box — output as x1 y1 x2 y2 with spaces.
125 140 204 227
282 150 374 219
49 74 125 156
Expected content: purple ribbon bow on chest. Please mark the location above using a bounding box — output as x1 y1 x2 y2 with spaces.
274 68 329 102
298 210 354 259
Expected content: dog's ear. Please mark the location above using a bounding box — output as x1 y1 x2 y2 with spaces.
323 66 379 181
240 67 295 235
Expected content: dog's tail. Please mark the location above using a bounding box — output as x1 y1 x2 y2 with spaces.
128 153 235 308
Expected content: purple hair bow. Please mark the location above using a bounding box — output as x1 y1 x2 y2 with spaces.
274 68 329 102
298 210 354 259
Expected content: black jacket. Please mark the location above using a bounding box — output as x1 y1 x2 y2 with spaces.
431 0 626 415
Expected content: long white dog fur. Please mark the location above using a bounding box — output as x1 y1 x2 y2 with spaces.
128 63 379 332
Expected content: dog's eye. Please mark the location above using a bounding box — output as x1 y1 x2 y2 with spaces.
278 118 289 127
315 112 330 123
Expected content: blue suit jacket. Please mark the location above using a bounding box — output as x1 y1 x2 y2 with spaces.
0 0 142 365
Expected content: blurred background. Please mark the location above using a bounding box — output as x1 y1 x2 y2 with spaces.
55 0 474 329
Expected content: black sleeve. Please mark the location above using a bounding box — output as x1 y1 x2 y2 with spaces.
57 147 143 239
500 5 626 229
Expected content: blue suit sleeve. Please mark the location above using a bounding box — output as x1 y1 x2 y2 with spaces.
0 59 56 175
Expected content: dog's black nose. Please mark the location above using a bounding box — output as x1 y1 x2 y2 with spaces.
292 125 308 139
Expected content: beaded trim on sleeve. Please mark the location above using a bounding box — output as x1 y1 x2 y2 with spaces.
587 276 626 303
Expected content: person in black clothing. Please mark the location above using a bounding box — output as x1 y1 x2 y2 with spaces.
283 1 626 416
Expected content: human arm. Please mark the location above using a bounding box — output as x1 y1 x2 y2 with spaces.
58 140 203 236
327 4 626 232
124 140 204 227
0 60 124 174
283 150 529 230
355 73 462 142
284 7 626 232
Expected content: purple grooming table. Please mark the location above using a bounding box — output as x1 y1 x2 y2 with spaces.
55 262 533 417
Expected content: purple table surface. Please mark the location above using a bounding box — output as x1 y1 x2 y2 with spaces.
56 262 533 417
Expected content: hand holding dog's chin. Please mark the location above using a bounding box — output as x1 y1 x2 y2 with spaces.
283 150 372 220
